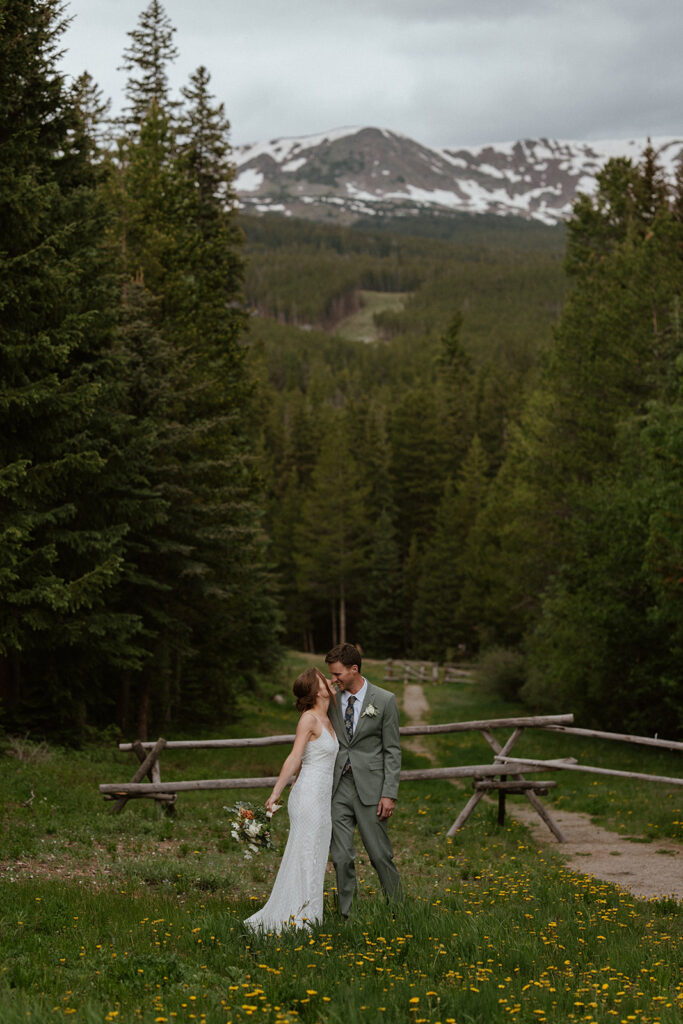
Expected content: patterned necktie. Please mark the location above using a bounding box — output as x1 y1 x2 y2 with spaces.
342 695 356 775
344 695 356 741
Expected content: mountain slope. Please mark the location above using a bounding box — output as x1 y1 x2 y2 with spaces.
233 127 683 226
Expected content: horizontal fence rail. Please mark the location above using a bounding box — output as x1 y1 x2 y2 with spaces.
118 715 576 752
100 760 569 796
540 724 683 752
104 712 681 841
496 755 683 787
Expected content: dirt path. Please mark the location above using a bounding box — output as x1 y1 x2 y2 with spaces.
402 682 682 903
509 803 683 901
402 683 437 762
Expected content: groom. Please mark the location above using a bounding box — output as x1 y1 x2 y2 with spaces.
325 642 402 917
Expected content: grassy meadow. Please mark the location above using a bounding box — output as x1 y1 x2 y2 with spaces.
0 653 681 1023
334 291 409 343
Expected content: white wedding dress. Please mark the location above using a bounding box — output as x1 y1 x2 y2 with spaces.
244 723 338 933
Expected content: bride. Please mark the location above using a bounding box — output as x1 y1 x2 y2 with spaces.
244 667 338 933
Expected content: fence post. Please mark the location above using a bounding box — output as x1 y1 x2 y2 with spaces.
112 736 167 815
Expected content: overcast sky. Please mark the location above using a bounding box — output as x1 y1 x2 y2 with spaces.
59 0 683 149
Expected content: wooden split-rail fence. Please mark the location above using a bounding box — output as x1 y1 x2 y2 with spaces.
99 714 683 841
384 660 474 684
384 660 440 683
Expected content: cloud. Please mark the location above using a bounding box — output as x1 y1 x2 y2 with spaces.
59 0 683 147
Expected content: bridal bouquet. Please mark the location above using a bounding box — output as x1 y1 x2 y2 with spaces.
225 801 277 857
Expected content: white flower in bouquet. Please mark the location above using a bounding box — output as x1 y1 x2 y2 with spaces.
224 801 276 854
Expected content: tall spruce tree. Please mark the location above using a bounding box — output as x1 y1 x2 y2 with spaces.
119 0 179 127
295 414 368 646
410 478 464 660
175 63 279 713
477 150 683 652
472 148 683 731
112 57 194 735
437 313 475 475
0 0 140 733
640 394 683 733
110 7 279 734
389 386 449 554
359 507 404 658
412 436 489 659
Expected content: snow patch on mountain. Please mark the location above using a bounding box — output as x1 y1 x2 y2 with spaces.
232 127 683 226
234 167 264 193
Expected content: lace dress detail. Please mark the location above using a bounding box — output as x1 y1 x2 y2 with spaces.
244 725 338 933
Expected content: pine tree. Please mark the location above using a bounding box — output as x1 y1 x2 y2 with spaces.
69 71 113 163
437 312 475 475
640 394 683 733
473 360 513 473
400 534 421 654
359 507 404 658
521 469 671 732
107 5 280 733
478 149 683 651
498 148 683 730
0 0 141 732
295 414 369 646
412 436 489 659
455 452 519 650
111 69 193 735
175 63 279 713
410 478 464 660
179 65 234 210
119 0 179 127
389 386 449 554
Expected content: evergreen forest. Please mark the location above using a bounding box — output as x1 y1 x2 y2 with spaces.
2 0 682 741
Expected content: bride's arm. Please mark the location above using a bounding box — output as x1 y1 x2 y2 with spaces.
265 712 314 812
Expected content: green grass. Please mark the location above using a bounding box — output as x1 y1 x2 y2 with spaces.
0 654 681 1023
423 679 683 842
334 290 409 342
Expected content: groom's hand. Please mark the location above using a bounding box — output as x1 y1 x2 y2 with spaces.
377 797 395 822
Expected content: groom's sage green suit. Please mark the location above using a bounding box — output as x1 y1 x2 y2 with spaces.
329 680 402 916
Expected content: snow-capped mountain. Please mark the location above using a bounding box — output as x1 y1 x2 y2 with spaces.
233 127 683 226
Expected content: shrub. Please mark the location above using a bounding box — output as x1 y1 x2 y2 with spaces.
4 735 53 764
475 647 526 702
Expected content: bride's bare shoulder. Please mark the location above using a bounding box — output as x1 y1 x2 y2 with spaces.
299 709 322 737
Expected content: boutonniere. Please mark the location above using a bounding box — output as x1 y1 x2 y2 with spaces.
361 703 379 718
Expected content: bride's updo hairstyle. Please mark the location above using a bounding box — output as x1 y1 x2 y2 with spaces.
293 668 322 713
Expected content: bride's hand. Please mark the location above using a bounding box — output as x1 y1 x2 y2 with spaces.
265 796 281 816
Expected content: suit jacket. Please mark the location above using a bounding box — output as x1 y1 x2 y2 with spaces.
329 680 401 806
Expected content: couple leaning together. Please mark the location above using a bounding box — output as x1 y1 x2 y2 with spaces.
245 642 402 933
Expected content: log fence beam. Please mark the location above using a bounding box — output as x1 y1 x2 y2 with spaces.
496 755 683 787
111 737 167 814
117 715 576 752
541 724 683 753
105 711 681 843
100 761 551 798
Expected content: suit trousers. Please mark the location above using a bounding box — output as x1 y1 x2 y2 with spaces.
330 772 402 917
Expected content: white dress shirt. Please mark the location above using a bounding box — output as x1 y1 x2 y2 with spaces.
341 677 368 734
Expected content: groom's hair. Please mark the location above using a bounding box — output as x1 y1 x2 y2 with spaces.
325 642 362 671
